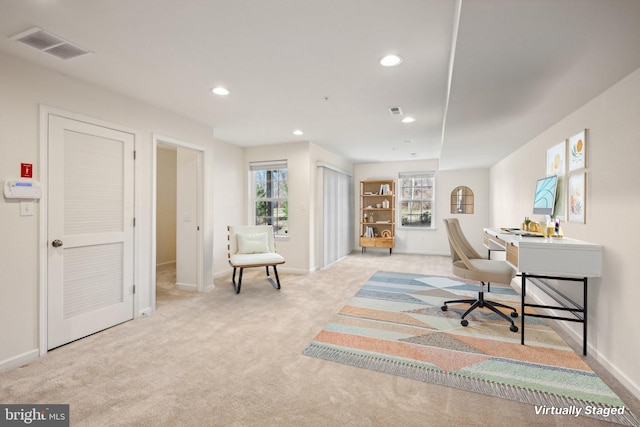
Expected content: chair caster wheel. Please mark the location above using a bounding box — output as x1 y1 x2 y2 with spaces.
511 312 519 318
441 305 448 312
510 325 518 332
461 320 469 327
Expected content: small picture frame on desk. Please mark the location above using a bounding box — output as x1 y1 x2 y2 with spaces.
568 173 586 223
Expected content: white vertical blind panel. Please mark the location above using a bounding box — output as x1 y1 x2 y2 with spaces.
64 243 124 319
64 130 124 235
322 167 353 267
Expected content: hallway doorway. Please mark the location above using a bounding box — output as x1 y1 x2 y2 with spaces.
152 136 205 311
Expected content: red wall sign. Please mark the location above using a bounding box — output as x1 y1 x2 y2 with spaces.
21 163 33 178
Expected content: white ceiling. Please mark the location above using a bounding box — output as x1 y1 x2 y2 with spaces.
2 0 640 169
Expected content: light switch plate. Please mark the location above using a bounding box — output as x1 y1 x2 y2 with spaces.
20 201 34 216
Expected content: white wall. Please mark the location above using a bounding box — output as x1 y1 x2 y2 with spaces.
490 66 640 398
176 147 199 289
239 141 355 274
156 147 177 266
0 52 218 370
244 142 311 274
212 140 245 278
438 168 491 255
354 160 490 255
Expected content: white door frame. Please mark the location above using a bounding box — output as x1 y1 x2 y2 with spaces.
38 105 139 356
151 134 207 311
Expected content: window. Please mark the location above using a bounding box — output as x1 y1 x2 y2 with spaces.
398 172 435 228
250 160 288 236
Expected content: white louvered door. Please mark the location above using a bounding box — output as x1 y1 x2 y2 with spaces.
47 115 134 349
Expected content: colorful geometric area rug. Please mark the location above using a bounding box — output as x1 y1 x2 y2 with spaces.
303 271 639 426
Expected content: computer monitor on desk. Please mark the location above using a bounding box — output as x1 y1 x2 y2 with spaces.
532 175 557 216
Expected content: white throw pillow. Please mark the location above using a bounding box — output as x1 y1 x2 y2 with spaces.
237 233 270 254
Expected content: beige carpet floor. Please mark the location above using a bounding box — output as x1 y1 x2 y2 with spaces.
1 253 638 426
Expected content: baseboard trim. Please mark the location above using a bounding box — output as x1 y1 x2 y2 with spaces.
214 266 310 277
138 307 153 317
277 267 309 275
0 349 39 373
213 268 233 279
176 282 197 291
156 261 176 269
353 248 451 257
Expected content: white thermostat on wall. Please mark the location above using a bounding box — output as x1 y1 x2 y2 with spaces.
4 179 42 200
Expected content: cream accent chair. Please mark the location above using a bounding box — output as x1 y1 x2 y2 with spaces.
441 218 519 332
227 225 285 294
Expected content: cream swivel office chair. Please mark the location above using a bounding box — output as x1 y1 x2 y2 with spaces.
441 218 519 332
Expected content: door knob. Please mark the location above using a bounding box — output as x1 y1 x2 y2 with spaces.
52 239 63 247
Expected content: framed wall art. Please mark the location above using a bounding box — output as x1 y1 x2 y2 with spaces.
546 140 566 220
568 129 587 171
568 173 586 223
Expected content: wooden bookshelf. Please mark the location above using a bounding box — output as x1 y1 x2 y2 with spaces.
359 180 395 254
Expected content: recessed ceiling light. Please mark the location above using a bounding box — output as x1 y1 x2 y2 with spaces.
380 55 402 67
404 140 413 143
402 117 416 123
293 130 303 136
212 87 229 96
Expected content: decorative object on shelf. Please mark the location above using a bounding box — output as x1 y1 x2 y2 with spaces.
551 218 564 238
379 183 392 195
360 180 395 255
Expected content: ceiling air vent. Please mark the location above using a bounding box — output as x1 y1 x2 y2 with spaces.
388 106 403 116
10 27 91 60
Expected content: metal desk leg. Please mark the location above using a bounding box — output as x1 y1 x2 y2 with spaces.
583 278 588 356
521 273 526 345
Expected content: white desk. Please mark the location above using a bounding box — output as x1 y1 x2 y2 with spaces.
484 228 603 355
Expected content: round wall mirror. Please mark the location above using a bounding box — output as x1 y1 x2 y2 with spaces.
451 186 474 214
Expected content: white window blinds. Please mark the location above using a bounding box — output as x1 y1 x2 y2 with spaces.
319 165 353 268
